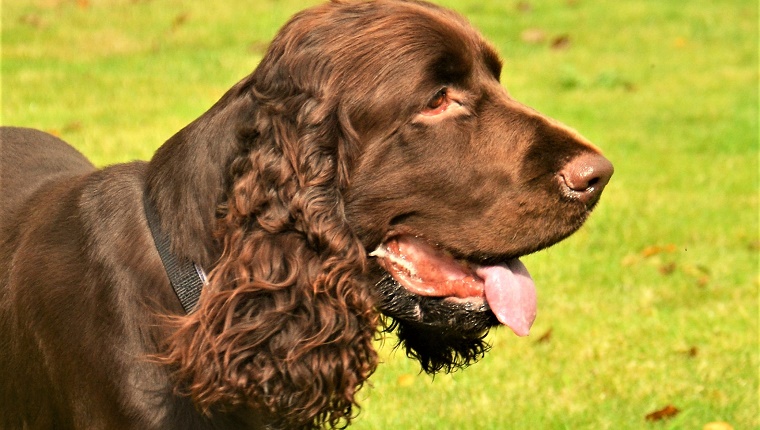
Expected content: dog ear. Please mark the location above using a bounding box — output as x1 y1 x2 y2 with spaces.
159 28 379 430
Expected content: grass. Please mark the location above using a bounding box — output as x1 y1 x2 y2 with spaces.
2 0 758 428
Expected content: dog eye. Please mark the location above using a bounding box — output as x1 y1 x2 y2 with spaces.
428 88 447 109
422 88 450 115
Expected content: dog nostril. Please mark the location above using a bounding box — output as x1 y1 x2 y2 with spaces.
560 153 614 206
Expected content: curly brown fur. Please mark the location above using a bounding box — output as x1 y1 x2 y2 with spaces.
160 48 380 429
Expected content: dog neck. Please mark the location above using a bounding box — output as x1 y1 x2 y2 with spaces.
143 192 206 314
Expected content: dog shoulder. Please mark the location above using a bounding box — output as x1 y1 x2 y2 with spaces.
1 127 95 225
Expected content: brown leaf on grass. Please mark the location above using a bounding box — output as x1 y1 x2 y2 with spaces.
640 244 678 258
516 2 533 13
172 12 190 31
645 404 680 422
685 346 698 357
675 346 698 358
535 328 552 344
19 14 46 28
623 81 638 92
550 35 571 50
658 262 677 276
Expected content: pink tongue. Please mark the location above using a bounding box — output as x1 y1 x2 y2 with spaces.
476 260 537 337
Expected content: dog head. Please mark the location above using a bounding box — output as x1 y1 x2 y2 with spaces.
279 0 614 372
156 1 612 428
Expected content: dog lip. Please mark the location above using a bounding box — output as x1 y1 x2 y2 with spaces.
369 234 527 296
373 228 528 265
369 235 487 299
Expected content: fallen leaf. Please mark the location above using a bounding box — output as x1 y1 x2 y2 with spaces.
748 240 760 252
515 1 532 12
172 12 190 30
658 262 677 275
550 34 571 50
623 82 637 92
703 422 734 430
535 328 552 344
19 14 45 28
645 404 680 422
77 0 89 8
676 346 698 357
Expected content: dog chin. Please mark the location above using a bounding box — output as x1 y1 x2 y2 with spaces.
375 274 499 373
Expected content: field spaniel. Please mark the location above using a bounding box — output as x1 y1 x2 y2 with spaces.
0 0 612 429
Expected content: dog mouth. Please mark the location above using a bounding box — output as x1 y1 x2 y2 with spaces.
370 235 537 337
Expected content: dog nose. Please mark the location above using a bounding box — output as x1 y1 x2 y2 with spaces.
560 153 614 207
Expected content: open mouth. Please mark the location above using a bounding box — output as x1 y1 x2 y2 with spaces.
370 235 537 336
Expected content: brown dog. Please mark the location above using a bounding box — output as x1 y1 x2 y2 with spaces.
0 1 612 429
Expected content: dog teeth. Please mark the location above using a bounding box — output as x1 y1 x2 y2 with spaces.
370 243 420 279
369 247 386 258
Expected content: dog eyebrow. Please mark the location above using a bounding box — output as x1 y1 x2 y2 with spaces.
428 48 472 86
482 43 503 81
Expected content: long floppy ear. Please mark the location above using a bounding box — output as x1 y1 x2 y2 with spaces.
159 24 379 430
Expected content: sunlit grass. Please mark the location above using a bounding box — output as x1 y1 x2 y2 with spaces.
2 0 757 428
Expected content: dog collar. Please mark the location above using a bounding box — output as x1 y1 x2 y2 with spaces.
143 193 205 314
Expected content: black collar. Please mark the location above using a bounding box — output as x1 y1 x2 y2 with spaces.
143 193 205 314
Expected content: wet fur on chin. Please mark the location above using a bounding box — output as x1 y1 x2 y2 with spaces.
375 275 499 373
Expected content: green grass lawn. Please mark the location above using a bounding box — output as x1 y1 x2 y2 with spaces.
2 0 758 428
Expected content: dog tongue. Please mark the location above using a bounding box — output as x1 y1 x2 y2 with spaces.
372 235 537 336
476 261 537 337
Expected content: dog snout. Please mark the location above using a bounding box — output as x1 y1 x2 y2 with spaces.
559 153 614 207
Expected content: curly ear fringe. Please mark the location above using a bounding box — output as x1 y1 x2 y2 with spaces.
158 90 379 429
